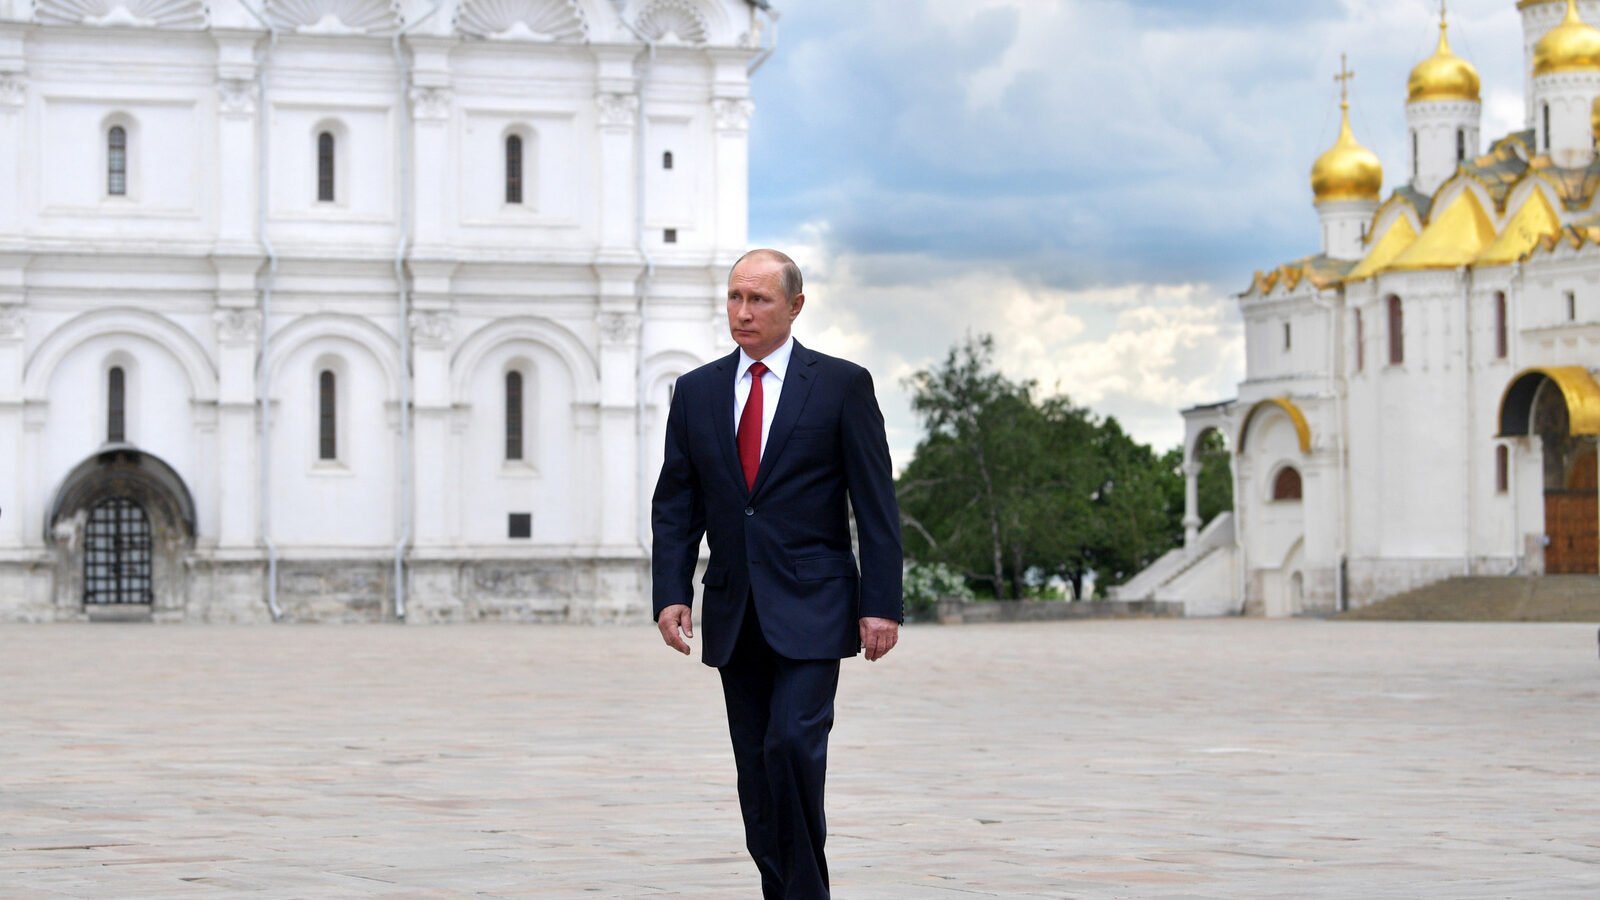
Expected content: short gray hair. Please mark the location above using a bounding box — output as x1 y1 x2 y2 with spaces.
731 248 804 301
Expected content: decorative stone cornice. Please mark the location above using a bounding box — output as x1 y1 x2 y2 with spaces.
409 310 454 348
0 306 25 341
595 92 638 128
712 97 753 133
264 0 402 35
35 0 207 28
409 86 452 122
0 75 24 109
636 0 707 46
598 311 640 347
218 78 257 118
455 0 586 42
214 309 261 345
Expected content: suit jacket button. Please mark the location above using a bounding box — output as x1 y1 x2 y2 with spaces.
744 506 755 516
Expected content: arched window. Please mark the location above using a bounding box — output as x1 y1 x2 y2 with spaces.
1494 291 1507 359
317 132 335 203
1354 308 1364 371
107 366 125 443
1282 322 1291 351
1495 444 1509 494
108 126 127 196
1456 128 1465 162
505 370 524 460
1543 104 1551 152
318 369 337 460
662 150 673 169
505 134 523 204
1411 130 1419 178
1566 290 1576 321
1272 466 1302 501
1387 295 1404 365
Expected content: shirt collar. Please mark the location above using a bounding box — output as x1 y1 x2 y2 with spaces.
738 334 794 382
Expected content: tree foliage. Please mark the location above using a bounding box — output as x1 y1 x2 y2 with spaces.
897 334 1197 599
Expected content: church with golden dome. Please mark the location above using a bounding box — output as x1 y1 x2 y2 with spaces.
1116 0 1600 615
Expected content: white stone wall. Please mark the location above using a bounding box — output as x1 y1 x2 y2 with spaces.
1405 99 1479 196
0 0 764 621
1532 70 1600 166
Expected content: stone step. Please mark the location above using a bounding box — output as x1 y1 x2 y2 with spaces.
1339 576 1600 622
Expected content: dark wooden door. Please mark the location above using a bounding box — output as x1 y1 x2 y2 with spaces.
1545 450 1598 575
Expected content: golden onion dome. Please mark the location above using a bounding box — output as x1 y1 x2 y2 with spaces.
1408 18 1480 102
1534 0 1600 76
1311 104 1384 203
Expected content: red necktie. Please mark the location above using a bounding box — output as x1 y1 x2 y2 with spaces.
737 361 769 492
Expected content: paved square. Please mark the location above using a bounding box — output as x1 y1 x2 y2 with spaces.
1 619 1597 898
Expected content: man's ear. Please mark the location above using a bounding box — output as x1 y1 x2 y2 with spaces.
790 292 805 321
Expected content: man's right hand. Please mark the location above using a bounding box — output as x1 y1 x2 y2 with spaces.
657 604 694 655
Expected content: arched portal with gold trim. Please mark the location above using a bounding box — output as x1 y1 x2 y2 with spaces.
1497 367 1600 574
1236 397 1313 616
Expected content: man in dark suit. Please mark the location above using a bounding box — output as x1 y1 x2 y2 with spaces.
651 248 903 899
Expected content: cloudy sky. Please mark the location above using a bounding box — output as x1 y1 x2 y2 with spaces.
743 0 1529 469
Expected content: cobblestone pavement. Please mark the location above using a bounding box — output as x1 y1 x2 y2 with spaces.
1 619 1597 899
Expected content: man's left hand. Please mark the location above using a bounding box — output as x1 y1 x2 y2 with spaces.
859 617 899 662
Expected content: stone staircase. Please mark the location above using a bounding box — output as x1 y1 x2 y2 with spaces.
1338 576 1600 622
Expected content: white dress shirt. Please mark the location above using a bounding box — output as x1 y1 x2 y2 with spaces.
733 335 794 459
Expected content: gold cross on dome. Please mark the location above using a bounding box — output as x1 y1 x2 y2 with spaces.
1334 53 1354 104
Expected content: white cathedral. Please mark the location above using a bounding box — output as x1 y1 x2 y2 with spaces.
0 0 771 621
1118 0 1600 615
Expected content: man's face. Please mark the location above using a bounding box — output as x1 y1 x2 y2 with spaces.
727 257 803 359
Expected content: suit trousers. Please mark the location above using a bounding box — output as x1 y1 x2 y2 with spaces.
718 594 841 900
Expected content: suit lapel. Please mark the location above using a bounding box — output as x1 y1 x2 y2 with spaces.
710 349 746 493
749 340 818 499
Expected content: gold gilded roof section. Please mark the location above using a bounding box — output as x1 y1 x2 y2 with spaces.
1312 56 1383 203
1529 155 1600 208
1497 367 1600 437
1409 7 1480 103
1244 255 1357 296
1346 215 1418 281
1534 0 1600 75
1385 189 1496 271
1458 137 1532 212
1475 188 1561 266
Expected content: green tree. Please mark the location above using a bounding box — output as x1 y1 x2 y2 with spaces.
1084 417 1183 589
1194 428 1233 526
897 335 1098 600
898 334 1193 600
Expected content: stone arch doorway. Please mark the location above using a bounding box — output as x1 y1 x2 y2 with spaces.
46 445 196 620
1535 384 1596 573
1498 367 1600 575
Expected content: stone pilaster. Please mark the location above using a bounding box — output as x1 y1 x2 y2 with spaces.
214 308 260 548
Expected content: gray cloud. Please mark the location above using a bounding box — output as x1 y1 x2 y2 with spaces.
747 0 1529 449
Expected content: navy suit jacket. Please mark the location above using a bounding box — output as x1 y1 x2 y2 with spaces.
651 340 904 667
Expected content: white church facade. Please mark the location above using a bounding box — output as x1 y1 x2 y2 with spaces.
1119 0 1600 615
0 0 771 621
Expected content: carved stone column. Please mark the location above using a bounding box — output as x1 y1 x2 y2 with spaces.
212 32 261 253
0 71 25 236
408 82 454 252
409 310 455 546
596 90 640 256
711 97 753 259
1183 459 1202 549
214 309 261 548
597 309 642 549
0 304 24 547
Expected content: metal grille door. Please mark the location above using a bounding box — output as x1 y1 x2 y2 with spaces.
83 497 153 605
